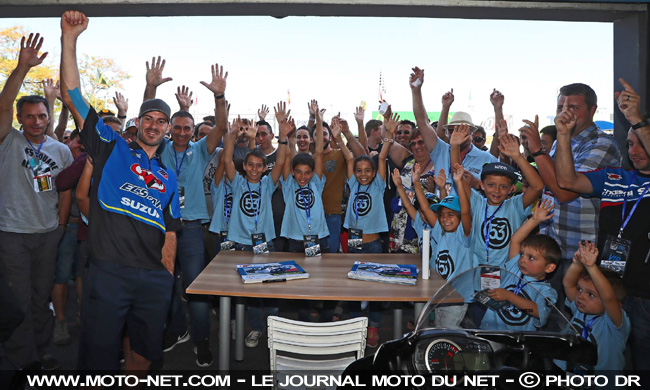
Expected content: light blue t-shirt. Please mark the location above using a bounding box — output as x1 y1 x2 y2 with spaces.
470 189 531 266
555 299 630 372
226 173 278 245
480 256 557 331
161 138 212 221
208 178 232 234
343 175 388 234
429 138 497 194
430 222 474 282
280 174 329 240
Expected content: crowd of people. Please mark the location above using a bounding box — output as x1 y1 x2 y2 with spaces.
0 10 649 383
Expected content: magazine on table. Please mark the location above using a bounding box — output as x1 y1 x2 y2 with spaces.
236 260 309 283
347 261 418 285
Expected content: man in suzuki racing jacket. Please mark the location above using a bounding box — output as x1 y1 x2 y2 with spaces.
60 10 182 374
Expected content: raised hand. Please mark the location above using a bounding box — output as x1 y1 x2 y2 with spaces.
244 120 258 140
495 119 509 138
175 86 193 111
273 101 290 123
554 97 577 136
434 168 447 189
409 66 424 89
354 106 365 123
308 99 318 118
497 133 522 159
449 123 470 147
331 117 342 139
113 91 128 113
258 104 269 120
146 56 172 87
410 164 423 184
391 168 403 187
42 79 60 102
18 33 48 68
384 112 400 140
532 199 555 222
616 78 644 124
278 116 294 139
441 89 454 108
519 115 543 153
452 163 464 182
200 63 227 95
577 240 599 269
311 101 325 123
60 11 88 40
490 89 504 109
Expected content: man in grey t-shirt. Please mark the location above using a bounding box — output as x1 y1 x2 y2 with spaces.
0 33 72 371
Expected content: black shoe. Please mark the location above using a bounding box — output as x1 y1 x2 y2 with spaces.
193 338 213 367
163 330 190 352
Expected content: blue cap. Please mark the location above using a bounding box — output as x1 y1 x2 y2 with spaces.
430 195 461 213
480 162 518 183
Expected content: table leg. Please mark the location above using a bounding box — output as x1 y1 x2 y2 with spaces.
393 307 403 340
414 302 425 324
219 296 231 371
235 298 245 361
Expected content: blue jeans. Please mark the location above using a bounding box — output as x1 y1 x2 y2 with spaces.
324 214 341 253
348 238 383 327
623 296 650 370
168 220 210 343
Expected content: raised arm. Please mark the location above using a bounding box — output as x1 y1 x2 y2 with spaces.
55 105 70 141
449 123 470 170
391 169 417 220
553 100 594 195
0 33 48 143
617 78 650 150
307 99 317 130
223 118 241 182
437 89 454 142
113 91 128 127
200 63 228 154
412 164 438 226
60 11 89 128
354 106 369 153
214 134 228 186
509 199 554 259
276 101 294 180
43 79 60 140
487 89 505 158
409 66 438 153
498 133 543 208
452 163 471 237
339 116 366 158
578 241 623 327
143 56 172 101
378 113 397 181
271 117 292 185
76 156 93 217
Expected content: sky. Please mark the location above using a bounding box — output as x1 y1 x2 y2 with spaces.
0 15 614 133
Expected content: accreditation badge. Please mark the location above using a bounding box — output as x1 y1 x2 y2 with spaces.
178 186 185 209
479 265 501 290
348 228 363 249
33 172 53 192
220 231 235 251
600 235 631 277
252 233 269 255
303 234 321 257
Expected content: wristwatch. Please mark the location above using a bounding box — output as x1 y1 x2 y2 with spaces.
531 147 547 157
632 119 649 130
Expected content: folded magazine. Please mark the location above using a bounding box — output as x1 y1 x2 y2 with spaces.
347 261 418 285
236 261 309 283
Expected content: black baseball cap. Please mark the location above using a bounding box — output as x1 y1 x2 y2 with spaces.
139 99 171 121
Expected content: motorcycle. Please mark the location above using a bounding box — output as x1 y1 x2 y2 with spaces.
340 266 597 389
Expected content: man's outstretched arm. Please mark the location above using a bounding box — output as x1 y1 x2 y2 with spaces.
59 10 89 128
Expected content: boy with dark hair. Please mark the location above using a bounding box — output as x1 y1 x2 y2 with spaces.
555 241 630 372
451 127 544 266
480 199 559 331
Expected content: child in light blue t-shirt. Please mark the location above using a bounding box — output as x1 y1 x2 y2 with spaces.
554 241 630 373
280 109 329 254
450 127 543 267
479 199 559 332
208 150 233 254
395 162 474 328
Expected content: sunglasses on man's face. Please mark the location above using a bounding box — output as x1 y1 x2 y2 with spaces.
473 136 485 142
396 130 411 135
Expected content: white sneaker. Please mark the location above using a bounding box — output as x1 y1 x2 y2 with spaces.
245 330 262 348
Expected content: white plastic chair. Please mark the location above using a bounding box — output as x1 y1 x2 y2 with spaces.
267 316 368 389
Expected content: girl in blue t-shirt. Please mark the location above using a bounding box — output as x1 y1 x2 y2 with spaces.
208 148 234 254
343 113 396 348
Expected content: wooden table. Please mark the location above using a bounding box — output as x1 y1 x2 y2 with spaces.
187 251 448 370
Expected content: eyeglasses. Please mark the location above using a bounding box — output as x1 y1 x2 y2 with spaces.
473 136 485 142
409 140 425 148
396 130 411 135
